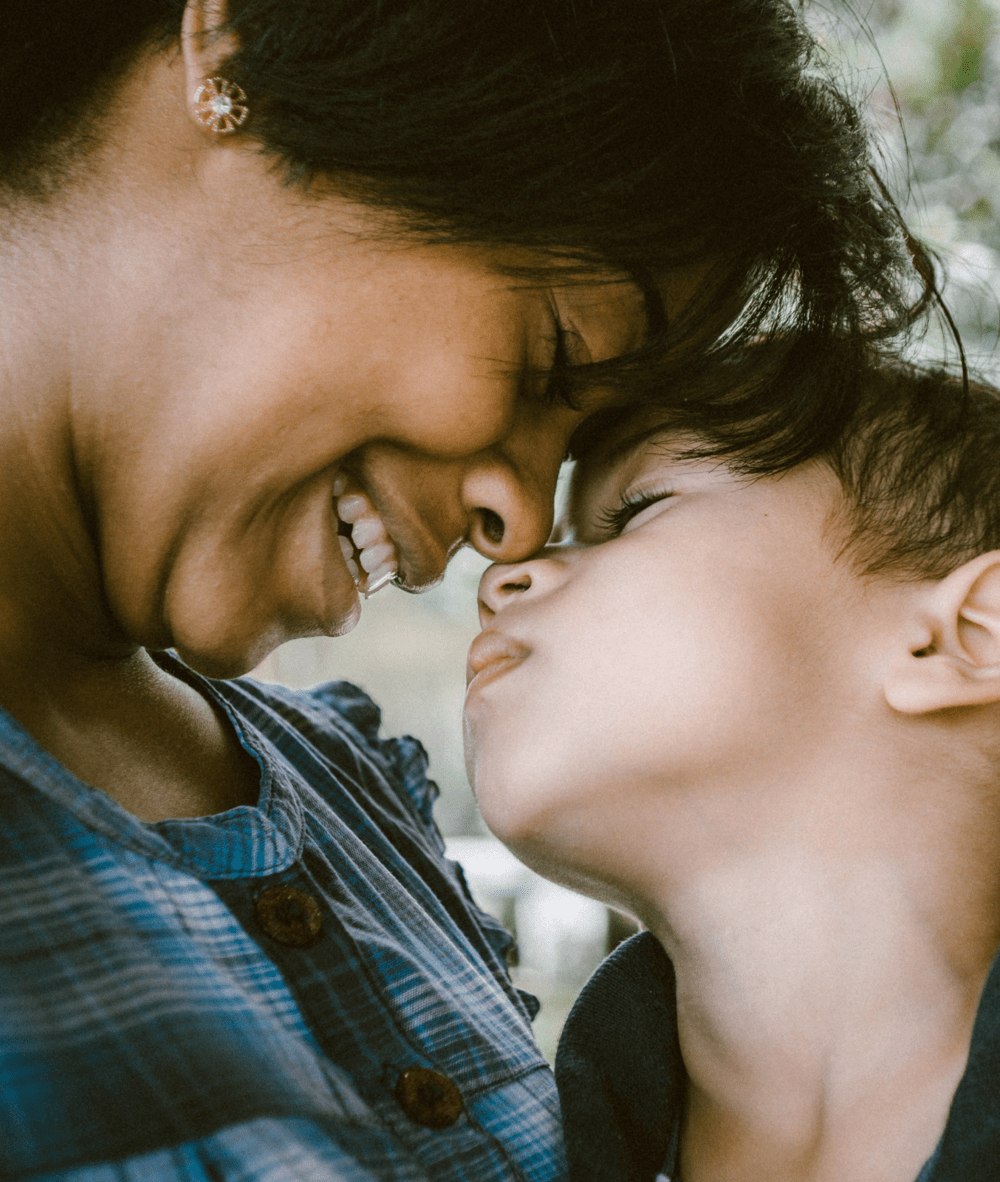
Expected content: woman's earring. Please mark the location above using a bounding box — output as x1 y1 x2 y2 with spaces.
193 78 249 134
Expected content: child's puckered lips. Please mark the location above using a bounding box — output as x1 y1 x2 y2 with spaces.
466 629 531 688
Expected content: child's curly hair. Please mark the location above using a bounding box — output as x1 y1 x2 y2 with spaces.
821 363 1000 581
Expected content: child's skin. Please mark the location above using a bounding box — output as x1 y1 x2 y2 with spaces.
463 410 1000 1182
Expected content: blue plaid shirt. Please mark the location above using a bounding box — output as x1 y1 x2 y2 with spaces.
0 656 564 1181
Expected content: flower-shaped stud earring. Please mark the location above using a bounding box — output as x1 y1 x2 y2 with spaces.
193 77 249 134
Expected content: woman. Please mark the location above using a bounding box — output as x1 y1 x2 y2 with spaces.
0 1 922 1178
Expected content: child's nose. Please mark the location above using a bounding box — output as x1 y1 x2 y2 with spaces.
477 544 574 624
477 561 534 625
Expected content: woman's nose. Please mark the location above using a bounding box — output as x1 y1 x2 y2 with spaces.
461 407 575 563
463 463 555 564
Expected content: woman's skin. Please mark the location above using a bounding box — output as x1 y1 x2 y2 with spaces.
465 422 1000 1181
0 7 650 822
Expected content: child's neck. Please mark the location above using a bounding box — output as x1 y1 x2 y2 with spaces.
643 827 1000 1182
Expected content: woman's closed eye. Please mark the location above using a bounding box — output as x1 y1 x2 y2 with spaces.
543 321 572 408
596 487 675 537
543 320 588 411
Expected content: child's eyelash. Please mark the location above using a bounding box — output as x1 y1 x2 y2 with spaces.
596 489 673 537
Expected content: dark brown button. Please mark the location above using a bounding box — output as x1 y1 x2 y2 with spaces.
253 885 323 948
394 1067 463 1129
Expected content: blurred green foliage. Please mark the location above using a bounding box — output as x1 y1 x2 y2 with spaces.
938 0 991 95
821 0 1000 368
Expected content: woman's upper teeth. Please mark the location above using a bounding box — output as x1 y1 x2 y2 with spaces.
359 540 395 572
335 493 368 524
349 515 385 550
334 479 399 595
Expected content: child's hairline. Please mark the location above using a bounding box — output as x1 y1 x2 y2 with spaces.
569 406 974 589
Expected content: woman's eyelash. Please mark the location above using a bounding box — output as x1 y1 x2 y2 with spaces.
596 489 673 537
544 322 583 412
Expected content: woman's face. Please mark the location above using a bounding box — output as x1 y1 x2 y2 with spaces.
82 171 648 676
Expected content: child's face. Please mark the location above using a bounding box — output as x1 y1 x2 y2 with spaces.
463 417 894 892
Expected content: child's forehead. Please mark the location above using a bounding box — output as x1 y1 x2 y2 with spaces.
571 405 680 485
563 403 847 543
564 407 685 530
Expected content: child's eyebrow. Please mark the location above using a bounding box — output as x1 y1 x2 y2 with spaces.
605 422 676 465
566 395 672 460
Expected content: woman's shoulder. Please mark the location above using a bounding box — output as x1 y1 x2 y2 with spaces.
225 675 441 834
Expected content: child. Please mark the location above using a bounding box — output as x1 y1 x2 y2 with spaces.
463 361 1000 1182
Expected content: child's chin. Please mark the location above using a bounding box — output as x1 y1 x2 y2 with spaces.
476 796 529 847
479 800 568 874
478 791 546 853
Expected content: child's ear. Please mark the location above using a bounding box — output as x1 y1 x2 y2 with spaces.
885 552 1000 714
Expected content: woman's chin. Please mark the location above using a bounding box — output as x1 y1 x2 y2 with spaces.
170 624 292 681
170 645 261 681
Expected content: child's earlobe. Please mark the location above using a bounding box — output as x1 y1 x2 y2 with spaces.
884 552 1000 715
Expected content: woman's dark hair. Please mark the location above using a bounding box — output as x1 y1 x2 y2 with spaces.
2 0 933 461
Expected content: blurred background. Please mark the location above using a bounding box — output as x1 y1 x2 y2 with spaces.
253 0 1000 1063
815 0 1000 372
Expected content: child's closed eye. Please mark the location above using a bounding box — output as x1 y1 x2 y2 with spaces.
596 488 674 537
